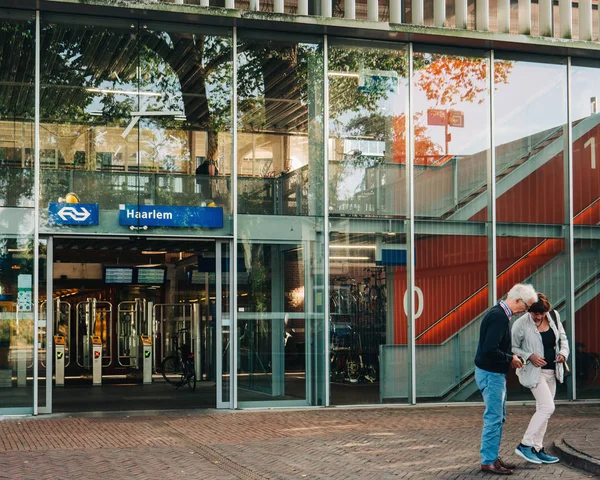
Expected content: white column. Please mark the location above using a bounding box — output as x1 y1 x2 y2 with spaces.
298 0 308 15
275 0 284 13
559 0 572 38
412 0 424 25
518 0 531 34
389 0 402 23
578 0 592 41
368 0 378 21
434 0 445 27
200 0 210 6
249 0 260 11
538 0 553 37
322 0 332 17
497 0 510 33
345 0 355 19
475 0 489 31
225 0 234 8
455 0 468 29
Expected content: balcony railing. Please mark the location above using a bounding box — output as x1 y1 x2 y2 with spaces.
51 0 599 42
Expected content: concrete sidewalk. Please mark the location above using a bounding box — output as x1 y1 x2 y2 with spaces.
0 404 599 479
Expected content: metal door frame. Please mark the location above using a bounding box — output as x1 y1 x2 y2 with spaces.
216 239 234 408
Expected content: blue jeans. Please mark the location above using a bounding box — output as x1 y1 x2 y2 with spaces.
475 366 507 465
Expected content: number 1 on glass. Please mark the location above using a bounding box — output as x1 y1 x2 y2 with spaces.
584 137 596 169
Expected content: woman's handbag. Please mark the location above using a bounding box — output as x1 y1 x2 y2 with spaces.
549 310 571 381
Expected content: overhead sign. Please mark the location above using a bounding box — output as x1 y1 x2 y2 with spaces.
447 110 465 128
358 70 399 95
119 204 223 229
427 109 447 126
48 203 99 226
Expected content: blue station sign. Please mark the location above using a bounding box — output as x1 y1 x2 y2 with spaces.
48 203 99 226
119 204 223 229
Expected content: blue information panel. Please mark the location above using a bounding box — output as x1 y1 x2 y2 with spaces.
119 204 223 228
48 203 99 226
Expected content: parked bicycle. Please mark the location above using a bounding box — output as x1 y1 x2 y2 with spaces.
161 328 196 391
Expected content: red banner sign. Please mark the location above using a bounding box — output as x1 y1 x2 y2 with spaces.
427 109 446 126
448 110 465 128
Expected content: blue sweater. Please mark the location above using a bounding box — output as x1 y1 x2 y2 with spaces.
474 304 513 374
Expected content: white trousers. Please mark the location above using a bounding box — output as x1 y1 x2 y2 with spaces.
522 369 556 450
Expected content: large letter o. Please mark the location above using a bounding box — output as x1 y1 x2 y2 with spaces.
403 286 424 319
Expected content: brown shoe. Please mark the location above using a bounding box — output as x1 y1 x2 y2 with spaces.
481 460 513 475
498 458 516 470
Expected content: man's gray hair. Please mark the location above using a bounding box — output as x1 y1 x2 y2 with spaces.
506 283 537 304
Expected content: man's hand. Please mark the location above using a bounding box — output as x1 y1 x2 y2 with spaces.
528 353 547 367
556 354 566 364
510 355 524 369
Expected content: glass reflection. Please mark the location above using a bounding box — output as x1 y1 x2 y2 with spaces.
237 34 324 216
328 40 408 216
412 49 491 220
39 17 233 234
494 57 567 224
571 62 600 398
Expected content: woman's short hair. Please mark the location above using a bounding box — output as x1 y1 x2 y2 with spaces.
528 292 552 314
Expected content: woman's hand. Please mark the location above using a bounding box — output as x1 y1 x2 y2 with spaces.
528 353 547 367
556 354 566 364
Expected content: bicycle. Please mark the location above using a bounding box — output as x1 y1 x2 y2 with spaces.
161 328 196 391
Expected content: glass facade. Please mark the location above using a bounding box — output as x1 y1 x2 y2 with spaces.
0 6 598 413
39 15 233 236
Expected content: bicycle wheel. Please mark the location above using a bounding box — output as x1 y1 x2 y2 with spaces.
187 360 197 391
161 355 186 387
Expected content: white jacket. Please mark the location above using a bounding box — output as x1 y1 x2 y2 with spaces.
511 310 570 388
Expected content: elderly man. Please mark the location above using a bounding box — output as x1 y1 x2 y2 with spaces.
475 283 538 475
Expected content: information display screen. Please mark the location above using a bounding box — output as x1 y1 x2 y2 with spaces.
103 267 134 284
136 267 166 285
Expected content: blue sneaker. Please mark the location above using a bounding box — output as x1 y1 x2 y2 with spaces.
515 443 542 464
535 447 559 464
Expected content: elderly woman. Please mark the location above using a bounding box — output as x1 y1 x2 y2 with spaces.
511 293 569 465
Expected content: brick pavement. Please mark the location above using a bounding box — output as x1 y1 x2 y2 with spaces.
0 404 599 479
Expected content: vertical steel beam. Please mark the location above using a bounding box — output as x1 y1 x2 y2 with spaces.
345 0 355 19
518 0 531 34
538 0 553 37
412 0 424 25
232 26 238 409
33 9 41 416
488 50 497 306
367 0 378 21
455 0 468 29
497 0 510 33
559 0 572 38
298 0 309 15
566 57 576 399
476 0 489 31
323 35 330 407
389 0 402 23
578 0 593 41
434 0 445 27
407 43 416 405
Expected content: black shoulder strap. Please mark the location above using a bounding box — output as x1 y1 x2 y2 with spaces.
549 310 557 324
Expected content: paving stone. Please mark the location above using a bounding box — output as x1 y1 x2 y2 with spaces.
0 404 598 479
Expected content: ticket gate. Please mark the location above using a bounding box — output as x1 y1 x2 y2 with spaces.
39 299 71 386
154 303 200 380
118 299 154 382
76 299 112 384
